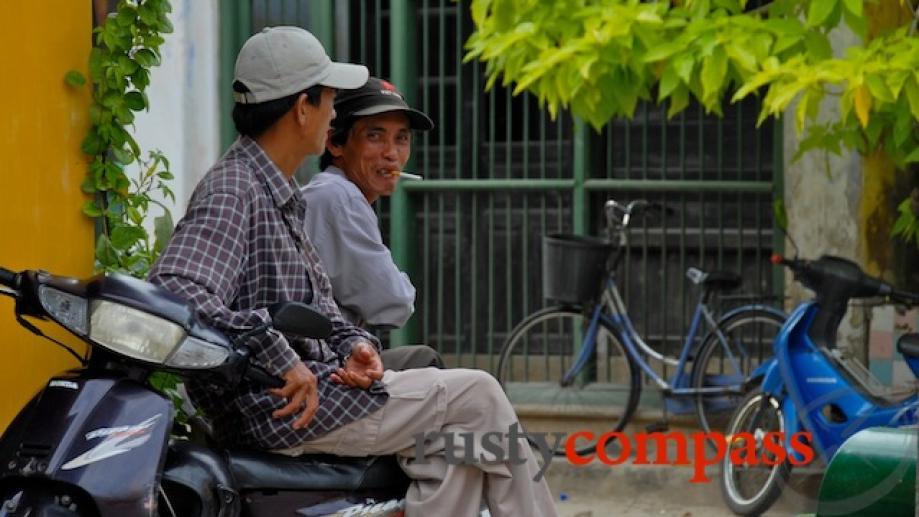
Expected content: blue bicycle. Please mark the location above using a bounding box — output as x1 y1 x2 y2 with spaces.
497 199 787 455
719 254 919 515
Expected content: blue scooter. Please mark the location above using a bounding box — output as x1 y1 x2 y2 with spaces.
718 254 919 516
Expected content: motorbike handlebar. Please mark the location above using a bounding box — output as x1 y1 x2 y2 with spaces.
246 363 284 389
0 267 18 289
771 254 899 300
891 289 919 307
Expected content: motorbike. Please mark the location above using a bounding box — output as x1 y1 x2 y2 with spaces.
718 254 919 515
0 266 410 516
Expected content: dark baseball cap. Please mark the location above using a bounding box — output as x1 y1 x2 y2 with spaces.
331 77 434 134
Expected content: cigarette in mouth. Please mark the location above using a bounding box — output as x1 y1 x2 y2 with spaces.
389 170 423 180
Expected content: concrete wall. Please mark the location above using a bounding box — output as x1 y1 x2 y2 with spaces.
782 26 867 358
0 2 94 430
130 0 221 222
783 22 915 375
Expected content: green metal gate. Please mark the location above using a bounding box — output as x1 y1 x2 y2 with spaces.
219 0 783 373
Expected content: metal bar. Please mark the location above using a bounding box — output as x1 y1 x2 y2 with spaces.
454 1 463 366
389 0 418 346
581 179 773 192
218 0 252 150
401 179 575 191
772 117 785 302
307 0 334 50
572 118 589 235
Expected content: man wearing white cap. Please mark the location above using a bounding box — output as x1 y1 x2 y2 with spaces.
150 27 557 517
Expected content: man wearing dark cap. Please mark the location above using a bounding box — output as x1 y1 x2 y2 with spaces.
303 77 430 330
302 77 441 370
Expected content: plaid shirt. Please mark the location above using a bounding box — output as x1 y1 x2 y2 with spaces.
149 136 387 449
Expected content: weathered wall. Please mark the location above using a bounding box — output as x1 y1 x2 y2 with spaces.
131 0 221 222
0 2 94 429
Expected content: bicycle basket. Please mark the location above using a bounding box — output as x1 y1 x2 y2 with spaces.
542 234 615 304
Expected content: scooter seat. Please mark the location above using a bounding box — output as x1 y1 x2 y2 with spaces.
897 333 919 359
226 450 410 492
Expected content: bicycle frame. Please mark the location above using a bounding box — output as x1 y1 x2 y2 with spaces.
754 301 919 464
563 275 784 397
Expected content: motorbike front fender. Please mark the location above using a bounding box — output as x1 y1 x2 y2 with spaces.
0 374 173 517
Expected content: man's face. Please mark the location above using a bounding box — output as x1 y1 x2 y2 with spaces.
330 111 412 203
303 87 338 155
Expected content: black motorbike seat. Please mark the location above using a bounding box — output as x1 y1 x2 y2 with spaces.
897 333 919 359
226 450 410 492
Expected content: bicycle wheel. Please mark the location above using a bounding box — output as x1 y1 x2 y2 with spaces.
496 306 641 456
692 308 785 440
719 391 791 516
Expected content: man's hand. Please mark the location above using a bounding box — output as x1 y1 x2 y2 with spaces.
331 341 383 390
270 361 319 430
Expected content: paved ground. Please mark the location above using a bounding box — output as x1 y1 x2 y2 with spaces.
542 454 822 516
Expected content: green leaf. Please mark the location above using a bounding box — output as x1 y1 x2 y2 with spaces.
82 200 103 218
803 32 833 61
134 49 159 68
842 0 862 16
95 234 119 267
642 41 683 63
807 0 837 28
773 199 788 232
110 225 146 251
110 147 133 165
127 206 144 225
124 91 146 111
701 46 727 103
906 77 919 121
153 211 175 254
841 5 866 39
667 84 690 118
64 70 86 87
658 67 680 103
906 148 919 164
864 74 894 103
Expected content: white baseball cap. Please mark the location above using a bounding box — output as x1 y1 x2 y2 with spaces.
233 26 369 104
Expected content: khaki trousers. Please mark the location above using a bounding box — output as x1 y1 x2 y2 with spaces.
275 368 558 517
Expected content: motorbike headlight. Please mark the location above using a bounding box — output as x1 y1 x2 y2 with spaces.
89 300 230 368
38 286 89 335
90 300 186 363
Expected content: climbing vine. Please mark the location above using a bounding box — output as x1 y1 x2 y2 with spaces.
66 0 175 278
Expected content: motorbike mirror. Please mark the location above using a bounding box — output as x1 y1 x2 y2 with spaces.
268 302 333 340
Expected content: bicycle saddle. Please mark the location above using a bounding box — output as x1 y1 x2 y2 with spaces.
685 267 742 292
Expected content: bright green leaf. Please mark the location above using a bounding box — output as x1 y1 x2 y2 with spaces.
864 74 894 103
803 32 833 61
701 46 728 103
807 0 837 28
842 0 862 16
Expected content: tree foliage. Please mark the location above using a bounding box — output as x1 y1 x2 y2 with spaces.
66 0 175 278
465 0 919 245
465 0 919 166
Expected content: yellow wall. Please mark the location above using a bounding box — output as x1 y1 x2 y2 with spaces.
0 2 93 429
